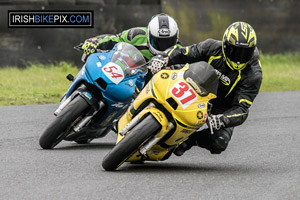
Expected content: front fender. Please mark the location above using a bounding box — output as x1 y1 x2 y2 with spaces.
79 90 102 112
137 107 173 138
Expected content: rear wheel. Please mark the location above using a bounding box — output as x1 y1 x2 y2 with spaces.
39 95 89 149
102 114 161 171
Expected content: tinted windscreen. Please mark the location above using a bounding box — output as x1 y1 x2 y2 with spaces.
184 62 218 96
110 43 146 75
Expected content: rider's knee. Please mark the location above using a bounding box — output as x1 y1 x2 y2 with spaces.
210 128 233 154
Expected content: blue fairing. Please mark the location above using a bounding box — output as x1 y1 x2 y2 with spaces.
64 43 146 128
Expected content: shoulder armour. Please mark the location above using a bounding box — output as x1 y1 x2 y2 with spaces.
127 28 147 42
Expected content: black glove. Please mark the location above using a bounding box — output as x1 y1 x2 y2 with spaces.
207 114 230 131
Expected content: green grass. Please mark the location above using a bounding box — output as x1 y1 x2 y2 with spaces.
0 62 79 106
260 52 300 92
0 53 299 106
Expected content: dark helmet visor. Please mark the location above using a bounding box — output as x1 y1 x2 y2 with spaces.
149 32 177 51
224 41 255 64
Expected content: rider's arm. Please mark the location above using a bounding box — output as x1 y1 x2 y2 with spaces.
167 39 218 65
82 27 147 55
223 59 263 127
97 27 148 50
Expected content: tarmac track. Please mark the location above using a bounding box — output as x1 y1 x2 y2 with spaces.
1 91 300 200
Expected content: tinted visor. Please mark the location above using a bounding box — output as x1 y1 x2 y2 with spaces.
224 41 255 64
149 32 177 51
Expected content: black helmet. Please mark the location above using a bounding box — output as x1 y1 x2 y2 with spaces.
147 13 179 55
222 22 257 70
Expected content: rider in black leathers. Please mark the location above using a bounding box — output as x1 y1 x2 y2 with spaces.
167 22 263 155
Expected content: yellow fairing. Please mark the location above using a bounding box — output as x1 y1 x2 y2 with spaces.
153 67 215 128
117 65 216 162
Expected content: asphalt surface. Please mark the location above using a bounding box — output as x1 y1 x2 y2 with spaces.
1 91 300 200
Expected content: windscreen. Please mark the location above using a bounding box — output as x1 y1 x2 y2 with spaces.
110 43 147 76
184 62 219 97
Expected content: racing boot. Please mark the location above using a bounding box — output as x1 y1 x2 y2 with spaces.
174 128 232 156
173 132 202 156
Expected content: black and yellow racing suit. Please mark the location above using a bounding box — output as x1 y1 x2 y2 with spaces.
168 39 263 153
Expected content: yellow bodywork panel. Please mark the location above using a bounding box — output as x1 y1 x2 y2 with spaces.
115 66 217 162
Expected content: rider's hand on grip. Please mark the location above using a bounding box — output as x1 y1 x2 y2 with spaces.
207 114 229 132
82 40 98 56
148 55 167 74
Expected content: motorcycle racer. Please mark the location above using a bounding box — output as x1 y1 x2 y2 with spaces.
82 13 182 81
166 22 263 155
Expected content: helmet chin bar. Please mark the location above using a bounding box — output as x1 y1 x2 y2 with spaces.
149 44 163 56
225 57 248 71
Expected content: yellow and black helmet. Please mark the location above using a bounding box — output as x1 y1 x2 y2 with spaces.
222 22 257 70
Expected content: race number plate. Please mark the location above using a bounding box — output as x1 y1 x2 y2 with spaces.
102 62 124 84
169 80 198 109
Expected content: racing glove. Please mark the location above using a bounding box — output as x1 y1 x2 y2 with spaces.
82 40 99 56
148 55 167 74
207 114 230 131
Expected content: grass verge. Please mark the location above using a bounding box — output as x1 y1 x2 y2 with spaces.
0 62 79 106
0 53 299 106
259 52 300 92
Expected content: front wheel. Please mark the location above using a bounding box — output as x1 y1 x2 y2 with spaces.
39 95 90 149
102 114 161 171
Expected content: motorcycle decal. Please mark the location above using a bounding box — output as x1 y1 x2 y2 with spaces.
202 113 207 123
161 73 169 79
171 72 177 80
102 62 125 84
125 79 134 87
198 103 205 109
99 55 106 60
180 129 193 134
96 62 102 67
82 91 92 100
197 111 203 119
178 71 184 79
112 102 124 108
152 111 163 122
169 80 198 109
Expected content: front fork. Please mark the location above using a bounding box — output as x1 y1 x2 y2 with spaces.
54 84 103 133
119 102 174 155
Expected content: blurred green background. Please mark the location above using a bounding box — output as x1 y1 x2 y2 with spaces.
0 0 299 106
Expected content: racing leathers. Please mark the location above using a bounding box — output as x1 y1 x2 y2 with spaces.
168 39 263 154
82 27 182 83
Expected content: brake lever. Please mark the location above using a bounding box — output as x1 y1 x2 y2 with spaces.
74 43 83 52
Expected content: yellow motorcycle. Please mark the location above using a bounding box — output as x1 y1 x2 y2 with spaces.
102 61 219 171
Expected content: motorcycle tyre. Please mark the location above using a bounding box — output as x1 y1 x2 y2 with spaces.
39 95 89 149
102 114 160 171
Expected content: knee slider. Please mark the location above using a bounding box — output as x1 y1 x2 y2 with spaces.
211 131 231 151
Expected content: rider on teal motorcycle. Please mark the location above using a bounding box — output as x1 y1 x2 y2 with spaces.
82 13 182 82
